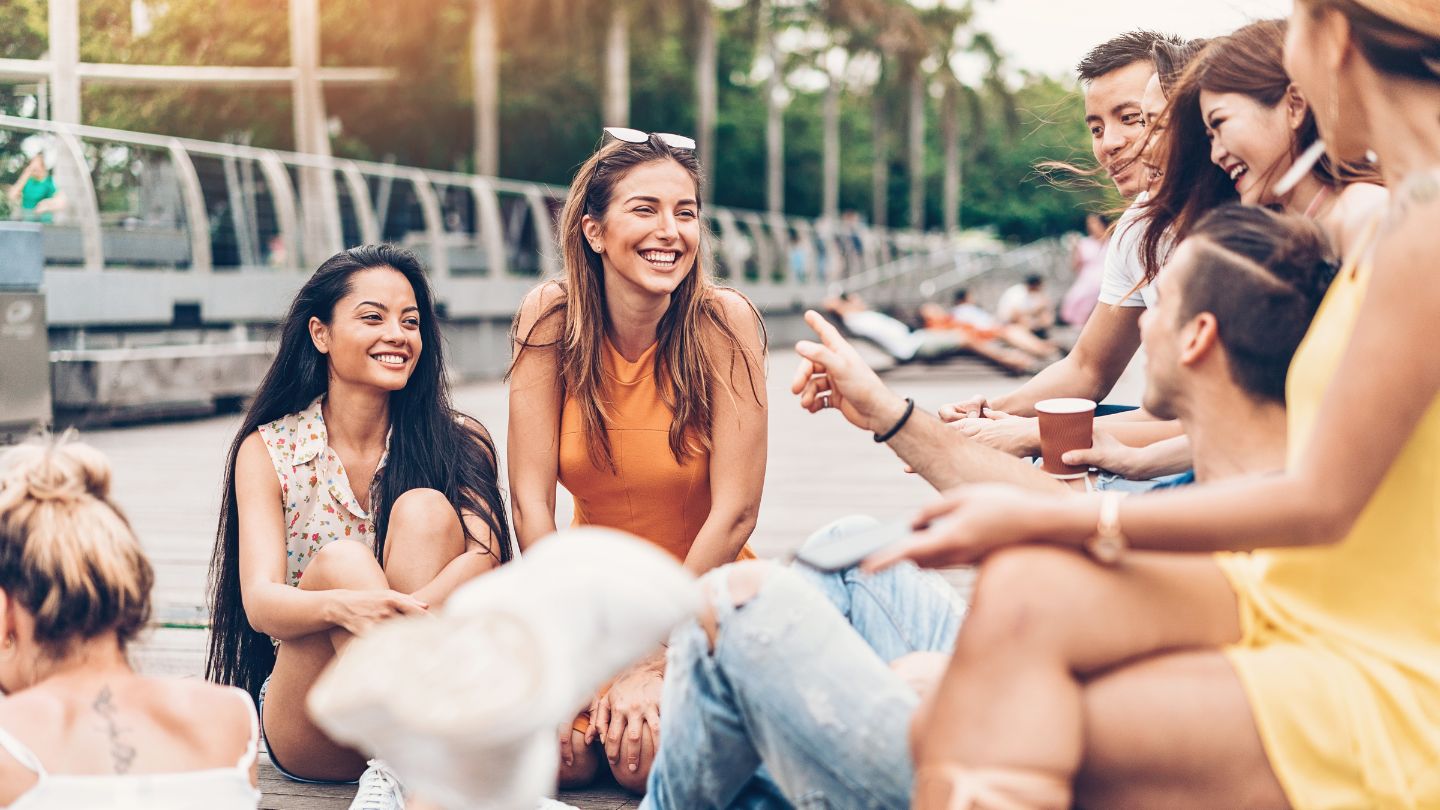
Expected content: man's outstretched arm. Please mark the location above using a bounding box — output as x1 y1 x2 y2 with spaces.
790 310 1065 495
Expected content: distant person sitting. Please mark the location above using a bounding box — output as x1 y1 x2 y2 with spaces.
7 153 66 224
996 273 1056 337
944 289 1060 359
825 293 964 364
0 437 260 809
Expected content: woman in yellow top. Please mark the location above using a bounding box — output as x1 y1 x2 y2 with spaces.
507 129 767 794
854 2 1440 807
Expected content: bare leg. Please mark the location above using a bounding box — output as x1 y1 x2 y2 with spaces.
265 489 472 782
264 539 389 781
608 728 657 794
911 547 1242 808
558 726 602 788
965 338 1041 374
1076 650 1288 809
382 488 468 604
1000 325 1059 359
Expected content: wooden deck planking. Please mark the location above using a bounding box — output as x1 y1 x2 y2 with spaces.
95 355 1057 807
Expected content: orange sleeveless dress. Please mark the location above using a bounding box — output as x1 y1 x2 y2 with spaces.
558 336 754 563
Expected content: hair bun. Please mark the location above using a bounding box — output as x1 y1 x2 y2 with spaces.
0 435 113 506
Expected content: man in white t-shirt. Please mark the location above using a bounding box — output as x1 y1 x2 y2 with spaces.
941 31 1191 456
996 274 1057 337
1096 191 1159 310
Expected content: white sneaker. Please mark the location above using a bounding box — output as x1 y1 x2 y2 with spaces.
535 801 579 810
349 759 405 810
309 528 700 810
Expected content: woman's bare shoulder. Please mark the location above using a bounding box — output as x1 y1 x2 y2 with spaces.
144 678 255 765
704 287 764 339
514 281 567 345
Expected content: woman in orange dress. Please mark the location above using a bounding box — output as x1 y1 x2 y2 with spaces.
506 129 767 794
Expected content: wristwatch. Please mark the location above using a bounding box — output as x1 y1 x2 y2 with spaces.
1086 491 1128 565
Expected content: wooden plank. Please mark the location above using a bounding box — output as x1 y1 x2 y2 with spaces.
256 754 637 809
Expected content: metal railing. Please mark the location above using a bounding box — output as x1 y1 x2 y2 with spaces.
0 115 969 327
842 238 1070 315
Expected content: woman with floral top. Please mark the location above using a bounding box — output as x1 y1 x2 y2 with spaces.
205 245 510 807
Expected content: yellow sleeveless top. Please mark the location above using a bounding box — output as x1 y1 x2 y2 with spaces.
1219 223 1440 808
559 337 752 563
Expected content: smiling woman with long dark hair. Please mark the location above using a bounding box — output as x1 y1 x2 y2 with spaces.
205 244 510 805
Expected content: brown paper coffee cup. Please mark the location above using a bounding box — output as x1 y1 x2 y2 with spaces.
1035 398 1096 478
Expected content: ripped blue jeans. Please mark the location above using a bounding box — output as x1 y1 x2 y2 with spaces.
642 516 968 809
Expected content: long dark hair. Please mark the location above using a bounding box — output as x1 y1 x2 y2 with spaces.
509 135 765 473
1136 19 1380 282
206 244 512 703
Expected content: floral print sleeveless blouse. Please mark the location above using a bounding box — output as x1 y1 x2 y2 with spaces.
257 396 389 587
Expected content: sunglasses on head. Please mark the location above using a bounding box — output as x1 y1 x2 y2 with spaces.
603 127 697 151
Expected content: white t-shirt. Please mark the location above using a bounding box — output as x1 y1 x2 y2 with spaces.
1097 193 1158 309
950 303 999 330
841 310 919 361
996 285 1050 323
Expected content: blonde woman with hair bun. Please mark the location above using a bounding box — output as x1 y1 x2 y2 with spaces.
0 436 260 809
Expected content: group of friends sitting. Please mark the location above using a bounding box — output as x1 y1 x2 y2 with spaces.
2 0 1439 808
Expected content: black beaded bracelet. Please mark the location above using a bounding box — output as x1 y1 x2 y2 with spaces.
873 397 915 443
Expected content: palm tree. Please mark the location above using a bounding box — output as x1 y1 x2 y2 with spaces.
693 0 718 201
815 0 888 225
940 30 1013 232
604 2 630 126
472 0 499 176
906 2 972 231
863 1 925 229
763 1 785 215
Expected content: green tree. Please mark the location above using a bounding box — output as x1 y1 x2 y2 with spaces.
1 0 1105 240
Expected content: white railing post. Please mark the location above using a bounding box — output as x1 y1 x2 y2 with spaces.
53 129 103 273
337 159 380 245
468 177 508 277
166 139 212 274
408 169 449 279
256 151 301 271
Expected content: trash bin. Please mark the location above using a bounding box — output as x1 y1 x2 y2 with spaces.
0 222 51 439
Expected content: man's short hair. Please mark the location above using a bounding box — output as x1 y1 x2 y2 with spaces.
1179 204 1337 404
952 288 970 304
1076 30 1184 82
1024 274 1044 288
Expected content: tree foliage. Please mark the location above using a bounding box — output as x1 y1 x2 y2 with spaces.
1 0 1105 239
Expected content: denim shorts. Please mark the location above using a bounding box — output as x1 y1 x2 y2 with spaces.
258 675 359 785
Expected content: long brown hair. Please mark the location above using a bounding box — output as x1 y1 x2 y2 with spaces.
1136 19 1380 281
1301 0 1440 83
510 135 765 472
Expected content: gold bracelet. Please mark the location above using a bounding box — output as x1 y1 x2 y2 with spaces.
1085 491 1127 565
